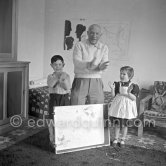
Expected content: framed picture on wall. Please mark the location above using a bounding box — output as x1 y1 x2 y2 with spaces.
53 104 110 154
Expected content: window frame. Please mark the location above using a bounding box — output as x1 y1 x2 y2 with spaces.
0 0 17 61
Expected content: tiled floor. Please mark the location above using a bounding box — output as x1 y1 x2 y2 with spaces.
0 117 166 153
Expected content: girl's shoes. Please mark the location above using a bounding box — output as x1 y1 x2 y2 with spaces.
112 139 118 147
112 139 125 148
120 139 125 148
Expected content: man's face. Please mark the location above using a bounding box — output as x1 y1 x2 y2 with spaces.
87 25 102 45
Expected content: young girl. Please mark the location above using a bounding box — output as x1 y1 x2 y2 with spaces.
108 66 139 147
47 55 71 148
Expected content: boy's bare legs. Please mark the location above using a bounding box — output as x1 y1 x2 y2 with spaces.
48 119 55 146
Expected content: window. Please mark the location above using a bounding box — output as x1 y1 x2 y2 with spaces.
0 0 17 61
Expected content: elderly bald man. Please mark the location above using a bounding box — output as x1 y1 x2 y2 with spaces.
71 24 110 105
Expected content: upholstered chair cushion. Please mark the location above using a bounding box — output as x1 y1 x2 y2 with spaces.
151 81 166 113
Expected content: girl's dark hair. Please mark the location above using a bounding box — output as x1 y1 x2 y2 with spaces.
120 66 134 79
51 55 64 64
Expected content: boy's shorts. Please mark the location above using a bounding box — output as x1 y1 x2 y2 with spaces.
48 93 70 119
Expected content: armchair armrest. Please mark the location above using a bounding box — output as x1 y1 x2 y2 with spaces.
139 94 153 115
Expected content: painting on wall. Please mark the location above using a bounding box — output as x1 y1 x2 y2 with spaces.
64 19 87 51
54 104 110 154
63 19 131 60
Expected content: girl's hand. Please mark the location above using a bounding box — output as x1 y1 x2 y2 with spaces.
127 84 133 93
108 81 115 97
108 81 115 91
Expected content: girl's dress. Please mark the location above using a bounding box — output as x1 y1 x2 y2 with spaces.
108 82 139 119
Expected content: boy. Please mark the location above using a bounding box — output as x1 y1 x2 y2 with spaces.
47 55 71 148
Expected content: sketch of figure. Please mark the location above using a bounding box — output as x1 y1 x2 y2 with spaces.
75 24 86 41
64 20 72 36
64 20 73 50
65 36 74 50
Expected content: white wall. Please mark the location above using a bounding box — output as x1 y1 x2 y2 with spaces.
17 0 166 90
17 0 45 80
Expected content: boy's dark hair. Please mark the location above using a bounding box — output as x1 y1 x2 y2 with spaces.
51 55 64 64
120 66 134 79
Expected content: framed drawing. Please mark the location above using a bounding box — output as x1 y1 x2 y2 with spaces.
53 104 110 154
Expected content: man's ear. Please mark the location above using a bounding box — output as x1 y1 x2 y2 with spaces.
63 63 65 67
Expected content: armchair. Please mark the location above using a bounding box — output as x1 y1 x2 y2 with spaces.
138 81 166 137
